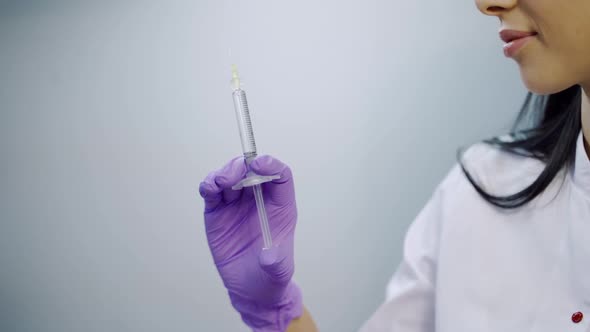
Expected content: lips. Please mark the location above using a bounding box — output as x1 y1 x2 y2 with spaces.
499 29 538 43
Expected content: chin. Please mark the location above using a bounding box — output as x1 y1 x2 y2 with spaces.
519 65 575 96
521 75 569 95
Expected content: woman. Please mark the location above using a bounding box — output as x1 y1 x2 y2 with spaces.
198 0 590 330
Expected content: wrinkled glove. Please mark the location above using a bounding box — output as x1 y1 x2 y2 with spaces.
198 155 302 332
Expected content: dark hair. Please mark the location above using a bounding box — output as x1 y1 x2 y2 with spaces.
458 84 582 209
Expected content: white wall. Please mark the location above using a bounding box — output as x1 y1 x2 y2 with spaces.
0 0 526 331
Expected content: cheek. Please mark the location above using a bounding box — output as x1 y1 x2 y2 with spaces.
526 6 590 93
515 1 590 93
515 40 577 95
565 23 590 82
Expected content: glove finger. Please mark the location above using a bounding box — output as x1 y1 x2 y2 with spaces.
214 156 248 190
223 187 242 204
259 238 294 284
250 155 295 205
199 156 246 211
199 172 223 211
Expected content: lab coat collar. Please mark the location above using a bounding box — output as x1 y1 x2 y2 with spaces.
572 130 590 199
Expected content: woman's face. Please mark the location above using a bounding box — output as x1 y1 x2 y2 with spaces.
476 0 590 95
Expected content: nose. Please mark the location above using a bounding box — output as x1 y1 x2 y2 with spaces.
475 0 517 17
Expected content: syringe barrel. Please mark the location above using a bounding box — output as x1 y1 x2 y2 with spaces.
232 88 257 162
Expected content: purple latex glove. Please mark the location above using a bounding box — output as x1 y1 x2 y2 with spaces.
199 155 303 332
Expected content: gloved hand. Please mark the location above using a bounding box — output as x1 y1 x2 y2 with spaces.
198 155 302 332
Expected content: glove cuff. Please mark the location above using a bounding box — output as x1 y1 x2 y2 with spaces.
230 282 303 332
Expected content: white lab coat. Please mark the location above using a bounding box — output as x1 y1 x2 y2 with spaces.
360 130 590 332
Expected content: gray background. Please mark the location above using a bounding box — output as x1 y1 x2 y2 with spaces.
0 0 525 331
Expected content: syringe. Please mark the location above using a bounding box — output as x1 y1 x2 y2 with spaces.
230 65 280 250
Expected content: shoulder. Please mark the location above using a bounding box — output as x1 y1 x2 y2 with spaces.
438 139 546 199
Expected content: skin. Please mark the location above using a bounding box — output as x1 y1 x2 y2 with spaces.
288 0 590 330
286 307 317 332
475 0 590 159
